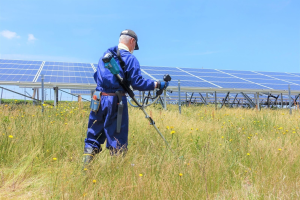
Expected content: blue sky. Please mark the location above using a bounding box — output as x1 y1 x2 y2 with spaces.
0 0 299 73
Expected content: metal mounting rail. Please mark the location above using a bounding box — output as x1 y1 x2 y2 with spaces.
33 61 45 82
91 63 97 73
0 86 53 106
221 92 230 108
59 89 91 102
241 92 256 108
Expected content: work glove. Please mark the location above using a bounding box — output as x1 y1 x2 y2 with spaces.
157 81 169 90
156 81 169 96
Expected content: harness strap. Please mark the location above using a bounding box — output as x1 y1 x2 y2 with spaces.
117 48 125 70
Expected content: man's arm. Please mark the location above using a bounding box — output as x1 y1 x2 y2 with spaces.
126 57 156 91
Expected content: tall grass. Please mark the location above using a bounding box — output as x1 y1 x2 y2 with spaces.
0 102 299 199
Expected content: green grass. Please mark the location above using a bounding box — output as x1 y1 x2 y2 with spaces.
0 102 299 199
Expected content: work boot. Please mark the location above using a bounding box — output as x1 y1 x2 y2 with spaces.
82 147 102 171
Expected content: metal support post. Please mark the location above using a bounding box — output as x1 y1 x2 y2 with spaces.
139 91 141 103
289 85 292 115
206 93 208 105
256 92 259 110
199 93 207 105
32 88 37 105
53 87 58 107
37 88 39 101
142 91 145 103
189 92 194 103
24 88 26 102
215 91 217 110
185 92 187 107
0 88 3 104
178 80 181 114
231 93 238 107
221 92 230 108
41 75 44 112
163 90 167 110
281 93 283 108
153 90 155 103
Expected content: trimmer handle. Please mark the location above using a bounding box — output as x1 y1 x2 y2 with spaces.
156 74 172 96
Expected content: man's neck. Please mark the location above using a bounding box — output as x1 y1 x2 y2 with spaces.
118 43 131 54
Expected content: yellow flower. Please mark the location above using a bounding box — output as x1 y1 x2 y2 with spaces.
247 153 250 156
221 136 224 138
166 126 170 130
32 115 35 117
179 173 183 177
278 149 282 151
83 168 88 171
139 174 143 177
170 131 175 135
53 157 57 161
8 135 13 138
191 128 193 130
93 180 96 183
43 104 46 106
65 123 68 125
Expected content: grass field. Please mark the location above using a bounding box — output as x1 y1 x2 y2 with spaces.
0 101 299 199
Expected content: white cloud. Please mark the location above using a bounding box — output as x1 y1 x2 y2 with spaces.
0 30 20 39
28 34 37 41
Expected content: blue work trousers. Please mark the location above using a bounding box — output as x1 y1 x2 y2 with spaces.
84 95 129 151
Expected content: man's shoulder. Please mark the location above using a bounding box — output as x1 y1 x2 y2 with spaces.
121 51 138 62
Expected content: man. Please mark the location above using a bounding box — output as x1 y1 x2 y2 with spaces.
83 29 168 165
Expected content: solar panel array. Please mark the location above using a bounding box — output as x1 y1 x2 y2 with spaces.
0 59 42 82
0 59 299 91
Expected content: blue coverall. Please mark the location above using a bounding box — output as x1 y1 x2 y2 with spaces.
84 46 155 152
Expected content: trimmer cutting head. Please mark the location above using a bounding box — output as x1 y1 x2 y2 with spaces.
163 74 171 82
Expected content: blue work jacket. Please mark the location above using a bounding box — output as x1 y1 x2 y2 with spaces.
94 46 155 93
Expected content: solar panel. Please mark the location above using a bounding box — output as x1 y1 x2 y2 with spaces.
202 77 248 83
179 68 218 73
219 70 258 75
0 59 300 94
216 83 269 89
0 59 42 82
37 62 95 84
256 71 293 76
170 80 219 88
190 72 233 78
262 84 300 90
245 79 289 84
234 74 272 79
290 73 300 77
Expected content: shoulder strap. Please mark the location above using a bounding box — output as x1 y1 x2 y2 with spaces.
117 48 125 70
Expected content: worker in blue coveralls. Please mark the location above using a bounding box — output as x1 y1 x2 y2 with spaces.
83 29 169 165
